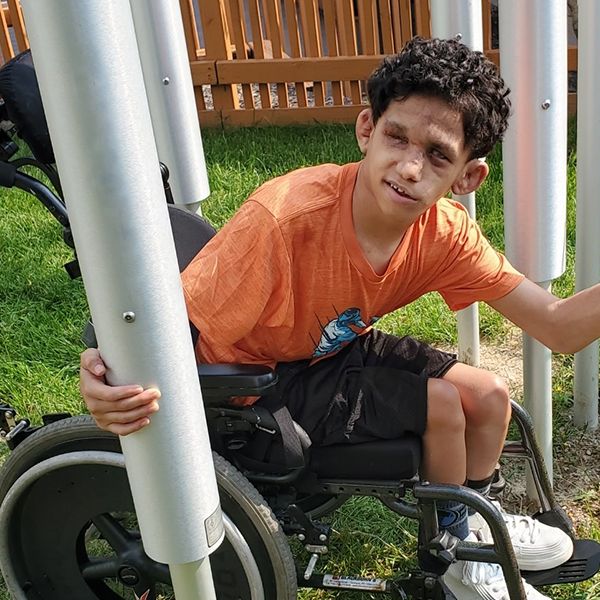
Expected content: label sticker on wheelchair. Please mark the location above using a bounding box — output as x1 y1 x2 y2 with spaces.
205 504 224 547
323 575 387 591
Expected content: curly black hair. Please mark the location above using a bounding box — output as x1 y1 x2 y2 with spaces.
367 37 511 159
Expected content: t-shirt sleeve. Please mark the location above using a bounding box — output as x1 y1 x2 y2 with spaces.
181 200 292 363
434 203 524 311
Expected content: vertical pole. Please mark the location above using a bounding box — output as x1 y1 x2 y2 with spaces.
573 0 600 429
430 0 483 367
499 0 568 490
19 2 222 597
129 0 209 213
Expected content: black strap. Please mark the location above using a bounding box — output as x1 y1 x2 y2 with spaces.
271 406 305 468
0 161 16 187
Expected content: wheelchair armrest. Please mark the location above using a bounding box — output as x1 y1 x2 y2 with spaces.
198 363 278 399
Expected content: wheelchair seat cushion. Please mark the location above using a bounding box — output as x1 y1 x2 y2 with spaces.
309 435 421 480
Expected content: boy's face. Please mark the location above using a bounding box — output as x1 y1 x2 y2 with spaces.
355 94 488 227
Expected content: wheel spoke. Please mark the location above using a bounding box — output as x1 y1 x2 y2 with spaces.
80 556 121 581
91 513 135 552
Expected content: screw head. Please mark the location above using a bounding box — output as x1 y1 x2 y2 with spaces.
162 77 170 85
541 99 551 110
122 311 136 323
318 533 327 542
298 534 305 541
455 33 463 41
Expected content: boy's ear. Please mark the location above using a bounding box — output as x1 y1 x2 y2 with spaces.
355 108 375 154
451 158 489 195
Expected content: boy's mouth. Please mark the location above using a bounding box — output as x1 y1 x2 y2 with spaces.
386 180 417 202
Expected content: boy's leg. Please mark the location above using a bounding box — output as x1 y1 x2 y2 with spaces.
441 363 511 482
441 362 573 571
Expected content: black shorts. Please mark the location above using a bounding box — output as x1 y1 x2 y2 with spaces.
258 330 457 446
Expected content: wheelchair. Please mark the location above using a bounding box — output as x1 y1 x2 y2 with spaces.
1 50 599 600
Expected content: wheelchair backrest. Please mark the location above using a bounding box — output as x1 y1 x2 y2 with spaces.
168 204 216 272
0 50 54 164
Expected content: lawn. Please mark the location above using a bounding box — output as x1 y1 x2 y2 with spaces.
0 122 598 599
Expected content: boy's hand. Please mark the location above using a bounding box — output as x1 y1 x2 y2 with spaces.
79 348 160 436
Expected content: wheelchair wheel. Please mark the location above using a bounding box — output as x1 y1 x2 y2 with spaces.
0 416 297 600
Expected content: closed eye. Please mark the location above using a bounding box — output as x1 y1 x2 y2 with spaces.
429 148 449 163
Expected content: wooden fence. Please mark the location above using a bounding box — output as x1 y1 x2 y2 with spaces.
1 0 578 128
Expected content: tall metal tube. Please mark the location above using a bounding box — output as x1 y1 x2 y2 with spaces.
20 1 222 596
430 0 483 367
499 1 568 487
573 0 600 429
129 0 209 213
523 282 554 484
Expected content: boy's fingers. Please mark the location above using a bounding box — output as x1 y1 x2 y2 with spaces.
99 401 159 425
80 348 104 374
103 417 151 436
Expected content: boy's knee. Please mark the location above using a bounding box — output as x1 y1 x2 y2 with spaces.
469 372 511 425
426 378 465 433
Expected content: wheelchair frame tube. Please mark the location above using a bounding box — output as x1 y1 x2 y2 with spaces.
129 0 209 213
429 0 483 367
19 1 221 596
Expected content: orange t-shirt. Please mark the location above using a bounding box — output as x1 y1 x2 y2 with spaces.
182 162 523 370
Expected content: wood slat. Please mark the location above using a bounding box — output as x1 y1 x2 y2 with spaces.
216 55 385 84
482 0 492 51
298 0 325 106
179 0 201 60
413 0 431 38
377 0 394 54
357 0 375 54
198 108 223 127
264 0 289 107
0 6 14 64
190 60 218 84
246 0 271 108
283 0 308 107
335 0 361 104
398 0 413 45
568 92 577 116
6 0 27 52
197 0 238 110
321 0 343 105
221 104 365 127
227 0 254 108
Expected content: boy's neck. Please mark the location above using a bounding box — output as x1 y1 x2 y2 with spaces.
352 190 410 276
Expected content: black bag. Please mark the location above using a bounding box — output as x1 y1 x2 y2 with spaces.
0 50 54 164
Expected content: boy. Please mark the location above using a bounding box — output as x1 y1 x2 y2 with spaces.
81 38 597 599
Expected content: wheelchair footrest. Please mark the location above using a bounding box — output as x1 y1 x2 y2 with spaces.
522 539 600 586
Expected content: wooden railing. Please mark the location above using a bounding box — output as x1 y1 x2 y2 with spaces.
0 1 578 128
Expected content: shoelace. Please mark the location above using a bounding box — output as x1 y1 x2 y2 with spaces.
462 560 505 587
504 514 541 544
492 501 541 544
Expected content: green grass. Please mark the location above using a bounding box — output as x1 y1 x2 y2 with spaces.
0 121 598 599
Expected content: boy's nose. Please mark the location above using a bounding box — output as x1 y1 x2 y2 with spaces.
398 150 424 182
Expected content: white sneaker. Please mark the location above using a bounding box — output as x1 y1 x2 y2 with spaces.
443 537 551 599
468 501 573 571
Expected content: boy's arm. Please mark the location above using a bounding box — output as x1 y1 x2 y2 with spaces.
487 278 600 354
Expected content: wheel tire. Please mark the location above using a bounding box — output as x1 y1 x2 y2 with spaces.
0 415 297 599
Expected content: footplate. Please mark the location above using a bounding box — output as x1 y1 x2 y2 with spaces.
522 539 600 586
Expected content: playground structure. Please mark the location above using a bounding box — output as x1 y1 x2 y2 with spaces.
0 0 598 599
